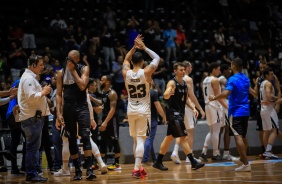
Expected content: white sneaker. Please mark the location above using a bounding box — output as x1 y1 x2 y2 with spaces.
170 154 181 164
235 164 251 172
54 168 71 176
185 157 190 163
222 154 240 161
100 164 108 174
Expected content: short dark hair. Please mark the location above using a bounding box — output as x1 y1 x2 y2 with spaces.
28 54 43 66
232 58 243 70
173 62 185 70
87 78 95 88
208 62 220 73
105 75 112 84
132 52 143 64
220 64 230 73
262 67 273 78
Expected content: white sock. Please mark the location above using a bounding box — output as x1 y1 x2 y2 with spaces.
266 144 272 152
63 162 69 170
96 156 105 167
224 150 230 155
173 144 179 156
213 149 219 156
134 157 142 170
202 147 208 155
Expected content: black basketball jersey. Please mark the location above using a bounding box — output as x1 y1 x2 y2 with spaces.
168 78 188 115
63 63 87 103
102 89 112 117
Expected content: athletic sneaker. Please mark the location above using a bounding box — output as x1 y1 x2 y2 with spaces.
153 162 168 171
212 155 222 161
199 153 208 162
107 163 121 170
263 151 279 159
170 154 181 164
73 168 82 180
186 157 202 163
191 161 205 170
234 164 251 172
54 168 71 176
222 154 240 161
132 169 141 179
140 167 148 177
100 164 108 174
86 170 96 180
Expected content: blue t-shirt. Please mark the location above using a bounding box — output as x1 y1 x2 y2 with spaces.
6 79 20 119
225 72 250 117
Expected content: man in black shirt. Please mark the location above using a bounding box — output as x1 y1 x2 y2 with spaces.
99 75 121 170
56 50 96 180
153 62 205 171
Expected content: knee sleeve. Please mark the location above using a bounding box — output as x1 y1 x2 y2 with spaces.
112 139 120 154
81 134 91 151
135 136 146 158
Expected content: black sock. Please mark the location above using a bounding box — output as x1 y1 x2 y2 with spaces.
114 157 120 164
261 146 265 153
157 154 164 163
84 156 93 171
72 158 81 170
187 153 196 164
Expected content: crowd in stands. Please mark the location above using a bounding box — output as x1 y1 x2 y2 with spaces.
0 0 282 124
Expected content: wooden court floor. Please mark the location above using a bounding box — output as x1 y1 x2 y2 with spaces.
1 154 282 184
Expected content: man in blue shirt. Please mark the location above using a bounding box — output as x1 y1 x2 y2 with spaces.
209 58 251 172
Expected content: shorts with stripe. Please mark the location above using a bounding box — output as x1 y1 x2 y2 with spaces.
167 111 187 138
205 104 223 126
101 116 119 140
260 109 279 131
128 114 150 137
222 108 234 136
184 106 197 129
229 116 249 138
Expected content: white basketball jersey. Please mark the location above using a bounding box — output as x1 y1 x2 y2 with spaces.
202 76 221 108
125 69 151 115
260 80 275 112
218 75 228 106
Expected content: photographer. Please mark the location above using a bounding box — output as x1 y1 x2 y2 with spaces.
18 55 51 182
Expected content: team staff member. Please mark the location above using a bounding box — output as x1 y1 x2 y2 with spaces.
209 58 251 172
18 55 51 182
56 50 95 180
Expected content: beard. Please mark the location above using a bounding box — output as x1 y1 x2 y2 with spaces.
100 83 105 89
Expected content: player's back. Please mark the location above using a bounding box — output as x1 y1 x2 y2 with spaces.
202 76 221 108
260 80 275 112
125 69 150 115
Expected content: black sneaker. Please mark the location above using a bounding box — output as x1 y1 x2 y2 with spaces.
26 175 48 182
86 170 96 180
191 161 205 170
73 169 82 180
211 155 222 161
153 162 168 171
199 153 208 162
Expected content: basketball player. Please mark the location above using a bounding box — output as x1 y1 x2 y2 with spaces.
99 75 121 170
122 34 160 178
218 64 239 161
199 62 228 162
153 62 205 171
260 67 282 159
171 61 205 164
